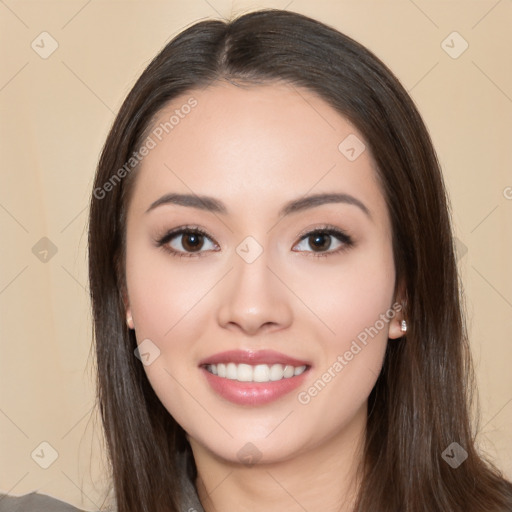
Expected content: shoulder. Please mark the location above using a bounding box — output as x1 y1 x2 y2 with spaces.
0 492 91 512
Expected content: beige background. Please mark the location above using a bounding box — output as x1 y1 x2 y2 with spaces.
1 0 511 510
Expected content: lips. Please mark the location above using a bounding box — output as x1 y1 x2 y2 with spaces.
199 350 311 406
198 349 310 367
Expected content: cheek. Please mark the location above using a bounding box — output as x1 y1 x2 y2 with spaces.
125 246 216 339
142 356 194 414
287 245 396 347
332 267 395 342
125 247 217 425
293 249 395 426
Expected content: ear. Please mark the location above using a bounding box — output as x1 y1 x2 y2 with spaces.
126 308 134 330
388 279 407 340
120 285 134 330
388 312 405 340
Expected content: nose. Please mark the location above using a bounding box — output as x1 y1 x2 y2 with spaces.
216 250 293 336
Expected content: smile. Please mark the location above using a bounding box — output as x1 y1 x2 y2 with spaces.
204 362 307 383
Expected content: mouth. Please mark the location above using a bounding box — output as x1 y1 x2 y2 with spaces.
199 350 311 405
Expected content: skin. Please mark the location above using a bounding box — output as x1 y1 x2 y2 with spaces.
124 81 405 512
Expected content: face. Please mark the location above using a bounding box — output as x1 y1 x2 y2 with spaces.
124 81 404 464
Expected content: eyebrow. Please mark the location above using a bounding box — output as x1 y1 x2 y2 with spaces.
145 192 371 220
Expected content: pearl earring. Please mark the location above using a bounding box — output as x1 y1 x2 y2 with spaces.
400 319 407 333
126 313 134 330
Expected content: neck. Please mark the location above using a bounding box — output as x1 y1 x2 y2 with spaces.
190 404 367 512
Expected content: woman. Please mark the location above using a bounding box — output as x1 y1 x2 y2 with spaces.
3 8 511 512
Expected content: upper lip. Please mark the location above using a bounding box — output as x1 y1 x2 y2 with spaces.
199 350 311 367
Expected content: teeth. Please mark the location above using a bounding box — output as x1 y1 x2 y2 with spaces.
253 364 270 382
205 363 307 382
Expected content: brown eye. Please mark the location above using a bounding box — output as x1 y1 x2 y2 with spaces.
157 227 218 257
181 232 204 252
293 227 354 257
308 233 332 251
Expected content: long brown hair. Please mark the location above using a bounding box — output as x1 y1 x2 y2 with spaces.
88 8 512 512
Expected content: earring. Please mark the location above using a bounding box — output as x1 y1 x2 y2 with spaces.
126 313 134 330
400 319 407 333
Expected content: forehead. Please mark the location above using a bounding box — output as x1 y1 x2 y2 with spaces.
128 82 386 221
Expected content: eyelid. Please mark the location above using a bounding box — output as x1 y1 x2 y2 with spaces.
294 223 351 242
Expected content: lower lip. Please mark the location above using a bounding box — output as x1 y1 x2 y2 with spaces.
201 367 310 406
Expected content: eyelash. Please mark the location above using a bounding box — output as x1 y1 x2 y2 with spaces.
155 224 354 259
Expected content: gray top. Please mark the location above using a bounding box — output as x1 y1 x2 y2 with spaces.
0 450 205 512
